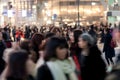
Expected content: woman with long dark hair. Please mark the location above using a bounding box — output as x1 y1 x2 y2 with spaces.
69 30 82 80
37 37 78 80
5 50 34 80
31 33 44 62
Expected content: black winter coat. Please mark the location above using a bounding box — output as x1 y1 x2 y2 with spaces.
0 40 6 75
37 63 70 80
103 33 115 58
79 46 106 80
37 64 54 80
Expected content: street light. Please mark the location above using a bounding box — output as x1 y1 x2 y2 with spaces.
77 0 80 27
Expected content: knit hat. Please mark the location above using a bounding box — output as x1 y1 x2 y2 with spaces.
80 33 94 46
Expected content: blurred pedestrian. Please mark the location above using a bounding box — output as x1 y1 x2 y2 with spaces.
31 33 44 62
103 28 115 65
37 37 78 80
19 40 37 63
0 30 6 75
78 33 106 80
4 50 35 80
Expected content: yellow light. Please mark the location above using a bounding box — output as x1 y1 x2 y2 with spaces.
91 2 96 6
42 10 45 13
46 10 51 16
44 3 48 7
53 9 59 15
47 20 52 24
44 17 47 21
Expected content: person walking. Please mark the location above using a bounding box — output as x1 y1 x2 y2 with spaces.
103 28 115 65
78 33 106 80
37 37 78 80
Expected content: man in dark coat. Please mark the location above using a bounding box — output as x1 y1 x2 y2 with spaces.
103 28 115 65
0 33 6 75
88 25 97 44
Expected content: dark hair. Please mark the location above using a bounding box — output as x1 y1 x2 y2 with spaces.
45 32 55 39
31 33 44 49
74 30 82 43
44 37 68 61
105 28 110 33
7 50 29 79
20 40 32 53
20 40 37 63
0 28 2 32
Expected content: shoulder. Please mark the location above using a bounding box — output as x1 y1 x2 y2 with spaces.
89 46 101 56
38 64 49 72
37 63 53 80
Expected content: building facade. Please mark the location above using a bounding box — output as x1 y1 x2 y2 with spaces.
38 0 107 26
107 0 120 24
0 0 37 26
0 0 109 26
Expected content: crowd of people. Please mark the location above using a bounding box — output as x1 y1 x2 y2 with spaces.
0 23 120 80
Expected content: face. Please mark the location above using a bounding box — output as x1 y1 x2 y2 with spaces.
69 32 74 43
78 38 88 49
56 48 68 60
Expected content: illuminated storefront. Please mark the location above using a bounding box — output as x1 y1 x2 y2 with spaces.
38 0 106 26
0 0 108 26
14 0 36 25
107 0 120 24
0 0 36 26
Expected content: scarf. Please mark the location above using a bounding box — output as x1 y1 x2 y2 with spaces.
47 58 78 80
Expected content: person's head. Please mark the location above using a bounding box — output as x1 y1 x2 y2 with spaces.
44 37 69 61
78 33 94 49
31 33 44 49
20 40 32 52
19 40 37 63
7 50 30 79
69 31 74 43
45 32 55 40
74 30 82 44
90 25 94 30
51 27 61 36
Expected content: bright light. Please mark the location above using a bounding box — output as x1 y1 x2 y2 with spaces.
86 10 92 14
91 2 96 6
80 23 83 26
42 9 45 13
86 22 90 25
47 20 52 24
8 10 14 17
53 9 59 15
44 17 47 21
72 22 75 25
65 22 67 24
22 10 27 17
44 3 48 7
97 8 101 12
46 10 51 16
